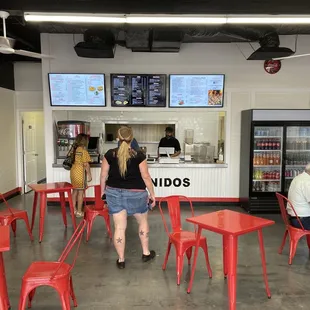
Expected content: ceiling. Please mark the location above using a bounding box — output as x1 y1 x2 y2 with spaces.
2 0 310 61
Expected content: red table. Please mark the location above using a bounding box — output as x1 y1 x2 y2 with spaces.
186 210 275 310
0 226 10 310
29 182 77 242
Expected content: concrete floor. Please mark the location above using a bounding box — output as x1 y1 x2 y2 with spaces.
2 193 310 310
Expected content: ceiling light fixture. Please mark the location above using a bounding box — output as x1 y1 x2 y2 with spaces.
24 13 310 25
24 13 126 23
227 16 310 24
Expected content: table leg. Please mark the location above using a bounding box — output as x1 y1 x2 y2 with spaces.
67 190 77 230
30 191 38 231
258 229 271 298
227 235 238 310
0 253 9 310
223 235 228 278
187 226 202 294
39 193 47 243
59 192 68 227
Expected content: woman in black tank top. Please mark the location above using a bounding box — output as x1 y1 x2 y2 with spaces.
100 126 156 269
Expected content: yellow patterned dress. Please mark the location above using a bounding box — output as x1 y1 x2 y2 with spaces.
70 146 91 189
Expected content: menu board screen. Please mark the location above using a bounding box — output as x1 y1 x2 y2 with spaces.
111 74 166 107
169 74 225 108
48 73 106 107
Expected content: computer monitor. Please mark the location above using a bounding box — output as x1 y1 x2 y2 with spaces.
159 147 175 156
88 137 99 151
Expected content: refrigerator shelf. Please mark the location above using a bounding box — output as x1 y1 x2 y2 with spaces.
254 136 282 139
286 150 310 152
254 150 282 152
253 165 281 167
286 165 306 167
253 179 280 182
285 177 294 180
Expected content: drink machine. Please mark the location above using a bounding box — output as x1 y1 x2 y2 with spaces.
56 121 90 164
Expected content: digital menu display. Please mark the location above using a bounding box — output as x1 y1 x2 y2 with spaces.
111 74 166 107
48 73 106 107
169 74 225 108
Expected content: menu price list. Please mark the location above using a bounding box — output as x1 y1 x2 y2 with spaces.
111 74 166 107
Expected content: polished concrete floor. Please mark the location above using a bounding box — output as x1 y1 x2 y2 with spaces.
3 193 310 309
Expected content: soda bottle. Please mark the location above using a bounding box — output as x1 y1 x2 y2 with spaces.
269 153 274 165
272 139 277 150
276 140 280 150
268 139 273 150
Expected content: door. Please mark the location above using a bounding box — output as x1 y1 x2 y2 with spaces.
22 115 38 193
252 126 283 194
284 126 310 192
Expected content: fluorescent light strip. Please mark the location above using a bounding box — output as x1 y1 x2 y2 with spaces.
24 13 310 25
126 16 226 24
227 17 310 24
24 14 126 23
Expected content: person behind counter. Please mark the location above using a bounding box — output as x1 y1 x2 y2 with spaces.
70 133 92 218
158 127 181 157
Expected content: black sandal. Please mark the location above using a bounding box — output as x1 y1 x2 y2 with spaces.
116 259 125 269
142 250 156 262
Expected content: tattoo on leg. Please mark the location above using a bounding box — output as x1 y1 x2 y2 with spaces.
116 238 122 243
139 230 145 236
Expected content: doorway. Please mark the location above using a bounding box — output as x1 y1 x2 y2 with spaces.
22 112 46 193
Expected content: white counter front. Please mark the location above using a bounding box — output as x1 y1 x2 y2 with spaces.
50 163 229 201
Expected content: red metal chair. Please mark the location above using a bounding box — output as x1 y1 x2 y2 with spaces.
0 193 33 241
18 220 87 310
84 185 112 241
276 192 310 265
158 195 212 285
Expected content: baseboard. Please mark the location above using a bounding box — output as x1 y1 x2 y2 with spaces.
0 187 22 203
37 178 46 184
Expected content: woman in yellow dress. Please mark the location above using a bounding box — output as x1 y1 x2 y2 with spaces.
70 133 92 218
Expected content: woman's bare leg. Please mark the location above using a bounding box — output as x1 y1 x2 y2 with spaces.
77 190 85 213
113 210 127 262
72 189 78 213
133 212 150 256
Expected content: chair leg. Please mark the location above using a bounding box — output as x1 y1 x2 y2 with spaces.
186 247 193 265
103 214 113 239
162 241 172 270
28 288 36 308
21 213 34 241
18 283 35 310
289 237 299 265
306 235 310 250
11 219 17 237
279 230 288 254
58 290 71 310
258 229 271 299
176 254 184 286
59 192 68 228
70 276 78 307
86 216 96 242
201 240 213 279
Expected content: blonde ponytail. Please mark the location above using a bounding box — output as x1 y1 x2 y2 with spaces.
117 127 134 177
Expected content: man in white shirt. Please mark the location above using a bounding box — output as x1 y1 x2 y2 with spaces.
287 164 310 230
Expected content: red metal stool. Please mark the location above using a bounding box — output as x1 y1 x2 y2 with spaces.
276 192 310 265
84 185 112 241
158 195 212 285
0 193 33 241
18 220 87 310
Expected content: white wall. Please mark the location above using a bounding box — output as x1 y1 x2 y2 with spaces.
0 88 17 193
41 33 310 197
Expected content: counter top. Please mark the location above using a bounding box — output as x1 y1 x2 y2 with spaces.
52 162 228 168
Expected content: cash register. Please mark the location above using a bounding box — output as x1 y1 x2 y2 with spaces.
158 147 180 164
87 137 100 163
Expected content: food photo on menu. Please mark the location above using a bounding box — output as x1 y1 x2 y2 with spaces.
208 89 223 106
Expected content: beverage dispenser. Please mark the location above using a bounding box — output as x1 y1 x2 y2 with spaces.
56 121 90 164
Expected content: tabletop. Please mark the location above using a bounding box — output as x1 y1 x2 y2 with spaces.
0 226 10 252
186 210 275 236
28 182 73 193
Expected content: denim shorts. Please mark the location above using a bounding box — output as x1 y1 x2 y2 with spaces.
105 187 148 216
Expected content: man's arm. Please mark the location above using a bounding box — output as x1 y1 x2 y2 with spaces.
171 139 181 157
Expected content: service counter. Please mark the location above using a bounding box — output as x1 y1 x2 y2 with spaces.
51 162 228 200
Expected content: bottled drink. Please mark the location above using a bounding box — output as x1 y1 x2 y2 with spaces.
256 140 261 150
276 140 281 150
269 153 274 165
263 153 267 165
266 153 270 165
261 140 265 150
268 139 272 150
272 139 276 150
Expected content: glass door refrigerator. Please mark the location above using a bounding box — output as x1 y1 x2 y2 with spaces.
240 109 310 213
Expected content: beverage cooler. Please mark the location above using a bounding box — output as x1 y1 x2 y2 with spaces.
240 109 310 213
